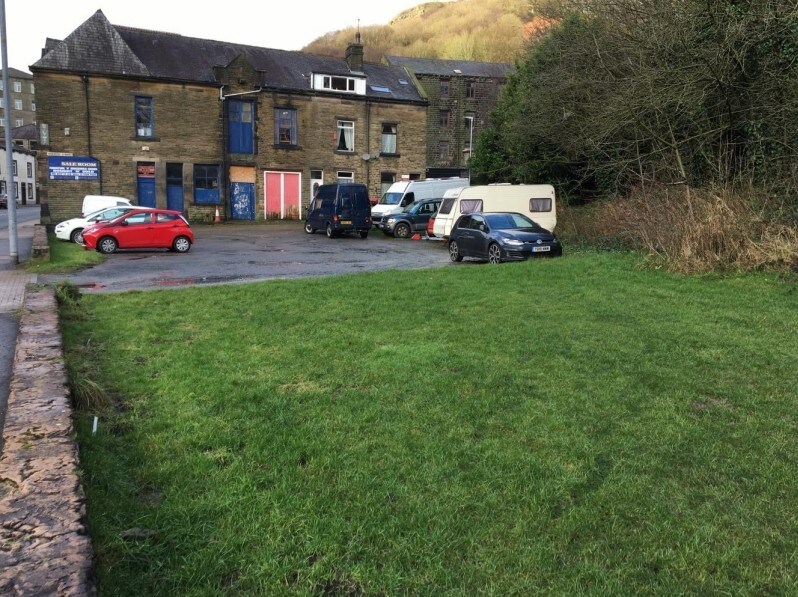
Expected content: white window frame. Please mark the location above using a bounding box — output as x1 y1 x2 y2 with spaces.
13 99 22 110
13 81 21 93
336 120 355 152
336 171 354 182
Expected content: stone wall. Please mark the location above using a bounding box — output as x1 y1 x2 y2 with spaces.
0 288 95 596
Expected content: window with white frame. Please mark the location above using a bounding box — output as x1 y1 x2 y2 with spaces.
27 163 32 177
336 120 354 152
324 76 356 92
13 81 21 93
336 171 354 182
14 100 21 110
274 108 297 145
12 160 17 175
31 101 35 111
30 83 35 94
381 123 397 154
0 99 3 108
15 118 23 127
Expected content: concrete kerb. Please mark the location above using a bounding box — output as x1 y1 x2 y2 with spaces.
0 286 96 596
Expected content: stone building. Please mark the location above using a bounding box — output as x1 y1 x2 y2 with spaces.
31 11 427 223
0 68 37 132
0 144 37 204
383 56 513 178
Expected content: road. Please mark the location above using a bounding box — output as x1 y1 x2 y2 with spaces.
39 221 455 293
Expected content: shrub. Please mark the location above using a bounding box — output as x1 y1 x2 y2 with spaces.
559 185 798 273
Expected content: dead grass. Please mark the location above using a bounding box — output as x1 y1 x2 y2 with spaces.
559 185 798 273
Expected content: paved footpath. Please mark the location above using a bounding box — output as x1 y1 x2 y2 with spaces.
0 268 37 314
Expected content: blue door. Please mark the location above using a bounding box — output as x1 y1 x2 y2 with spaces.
166 163 184 212
137 162 156 207
230 182 255 220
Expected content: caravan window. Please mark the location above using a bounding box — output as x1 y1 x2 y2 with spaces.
459 199 483 214
439 198 455 214
530 198 552 212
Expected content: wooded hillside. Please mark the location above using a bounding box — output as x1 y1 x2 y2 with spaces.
302 0 548 63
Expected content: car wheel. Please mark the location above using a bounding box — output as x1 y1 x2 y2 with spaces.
98 236 118 254
359 230 368 239
304 222 315 234
394 223 411 238
449 240 463 262
173 236 191 253
70 228 84 244
488 243 502 264
326 223 336 238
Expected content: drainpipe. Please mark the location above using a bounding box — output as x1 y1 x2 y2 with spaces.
82 75 101 193
365 100 371 193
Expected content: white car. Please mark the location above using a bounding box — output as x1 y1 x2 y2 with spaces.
55 205 145 244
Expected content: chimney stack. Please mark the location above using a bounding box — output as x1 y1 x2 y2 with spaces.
346 30 364 72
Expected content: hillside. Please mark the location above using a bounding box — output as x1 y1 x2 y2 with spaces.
302 0 553 63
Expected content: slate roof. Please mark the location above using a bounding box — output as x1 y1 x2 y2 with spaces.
384 55 514 79
11 123 37 141
1 68 32 79
32 10 425 104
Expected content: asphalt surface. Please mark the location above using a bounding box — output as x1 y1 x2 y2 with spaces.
39 221 455 293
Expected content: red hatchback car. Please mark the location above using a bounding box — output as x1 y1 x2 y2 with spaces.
82 208 194 254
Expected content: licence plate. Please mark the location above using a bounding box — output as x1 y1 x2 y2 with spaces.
341 220 351 225
532 246 551 252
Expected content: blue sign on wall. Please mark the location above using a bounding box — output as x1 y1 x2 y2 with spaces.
48 156 100 180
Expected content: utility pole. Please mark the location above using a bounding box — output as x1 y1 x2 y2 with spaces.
0 0 18 265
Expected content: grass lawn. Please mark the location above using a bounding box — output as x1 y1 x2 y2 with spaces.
25 233 104 273
59 251 798 595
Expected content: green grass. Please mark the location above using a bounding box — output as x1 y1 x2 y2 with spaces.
25 233 104 273
59 251 798 595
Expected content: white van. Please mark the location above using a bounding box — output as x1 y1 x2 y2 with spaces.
81 194 133 217
372 177 468 226
435 184 557 239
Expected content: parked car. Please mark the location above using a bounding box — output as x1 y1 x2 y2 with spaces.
55 205 150 244
82 208 194 254
372 178 467 224
448 212 562 264
304 183 371 238
379 198 441 238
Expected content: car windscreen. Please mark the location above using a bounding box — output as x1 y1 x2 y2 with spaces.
485 213 543 231
379 192 403 205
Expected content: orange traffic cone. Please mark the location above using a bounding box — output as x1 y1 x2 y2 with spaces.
214 206 221 223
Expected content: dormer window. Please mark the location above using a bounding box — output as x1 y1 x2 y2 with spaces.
311 73 366 95
325 76 355 92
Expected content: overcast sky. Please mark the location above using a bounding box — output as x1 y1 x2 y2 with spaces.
4 0 431 72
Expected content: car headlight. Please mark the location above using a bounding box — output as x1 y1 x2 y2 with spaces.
501 238 523 246
386 217 396 224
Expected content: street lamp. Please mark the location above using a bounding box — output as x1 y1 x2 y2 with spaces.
0 0 18 264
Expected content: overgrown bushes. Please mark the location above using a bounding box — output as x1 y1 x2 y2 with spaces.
559 186 798 274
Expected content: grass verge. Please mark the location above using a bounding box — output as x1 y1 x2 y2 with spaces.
25 233 104 274
60 252 798 594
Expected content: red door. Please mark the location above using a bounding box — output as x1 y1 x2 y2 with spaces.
264 171 301 220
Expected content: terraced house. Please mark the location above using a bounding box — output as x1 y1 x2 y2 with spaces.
31 11 428 224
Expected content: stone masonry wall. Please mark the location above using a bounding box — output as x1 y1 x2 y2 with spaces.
0 288 95 596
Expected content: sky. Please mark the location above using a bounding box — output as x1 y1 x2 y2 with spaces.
3 0 431 73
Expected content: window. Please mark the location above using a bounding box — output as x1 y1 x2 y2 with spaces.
381 123 397 154
193 164 220 204
460 199 483 214
323 76 357 92
156 212 181 223
439 110 450 128
274 108 297 146
134 96 154 138
227 100 254 153
530 198 553 212
336 120 354 152
440 79 450 97
27 183 32 200
438 141 449 161
14 100 22 110
380 172 395 196
30 83 35 94
12 160 17 175
336 171 354 182
30 101 35 111
0 81 3 91
124 212 152 225
13 81 21 93
0 99 3 108
15 118 23 127
466 81 476 99
26 163 32 177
